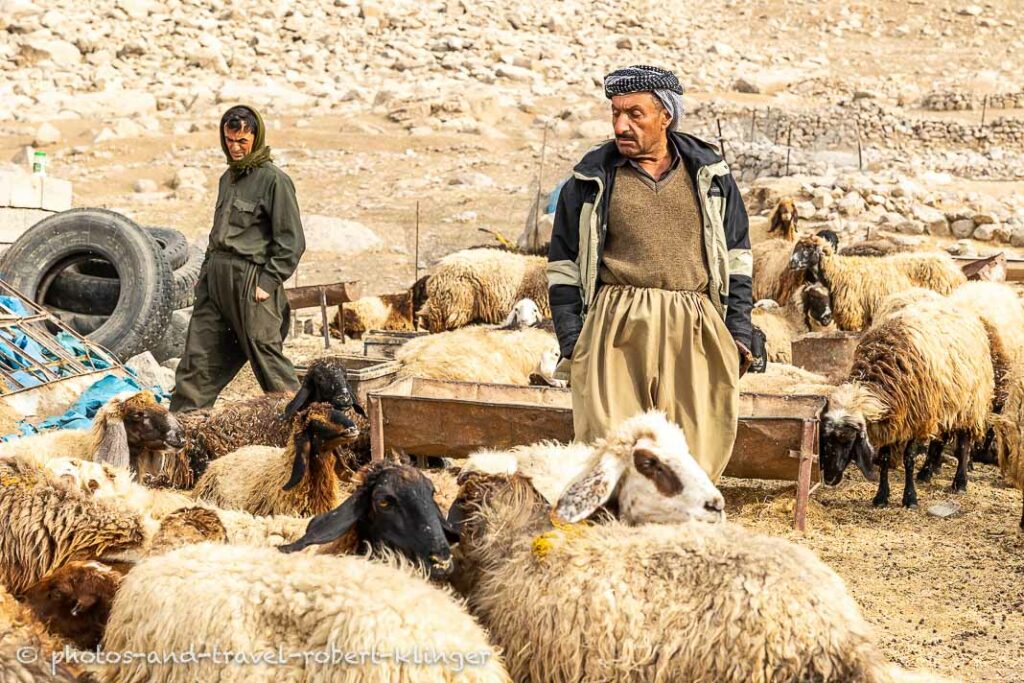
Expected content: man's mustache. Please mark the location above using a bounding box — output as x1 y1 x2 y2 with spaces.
616 135 636 141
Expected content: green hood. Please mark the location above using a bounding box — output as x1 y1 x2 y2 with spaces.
220 104 272 181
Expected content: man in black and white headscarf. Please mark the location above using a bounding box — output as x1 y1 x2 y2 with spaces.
546 64 753 483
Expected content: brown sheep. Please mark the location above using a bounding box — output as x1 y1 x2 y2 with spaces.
191 404 361 517
768 196 798 240
820 299 994 508
0 456 146 593
789 235 966 330
839 237 911 257
1 582 81 681
22 560 123 650
334 292 415 339
753 238 803 304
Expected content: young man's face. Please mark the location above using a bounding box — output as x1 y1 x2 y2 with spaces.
224 125 255 160
611 92 671 159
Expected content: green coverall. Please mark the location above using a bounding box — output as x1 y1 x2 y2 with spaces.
170 106 305 412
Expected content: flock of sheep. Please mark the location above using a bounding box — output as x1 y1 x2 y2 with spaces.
0 214 1017 682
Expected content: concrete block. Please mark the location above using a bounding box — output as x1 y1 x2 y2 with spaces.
8 174 42 209
0 173 12 206
40 177 72 211
0 207 54 244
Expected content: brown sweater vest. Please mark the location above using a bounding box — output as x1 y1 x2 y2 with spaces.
599 164 710 292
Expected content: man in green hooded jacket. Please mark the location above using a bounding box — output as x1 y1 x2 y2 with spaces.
170 105 306 411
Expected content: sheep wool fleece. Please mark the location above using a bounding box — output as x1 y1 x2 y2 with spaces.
572 286 739 481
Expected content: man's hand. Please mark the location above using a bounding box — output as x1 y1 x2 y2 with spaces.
736 340 753 378
254 286 270 302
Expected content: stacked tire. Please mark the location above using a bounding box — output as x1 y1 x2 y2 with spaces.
0 209 198 361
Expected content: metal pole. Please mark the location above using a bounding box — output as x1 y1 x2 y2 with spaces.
320 288 330 350
716 118 727 164
750 109 756 141
856 121 863 171
414 201 420 284
981 95 988 127
785 125 793 176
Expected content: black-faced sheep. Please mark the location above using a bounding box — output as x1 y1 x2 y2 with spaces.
279 459 460 581
396 325 560 386
0 390 186 485
22 560 123 650
176 356 361 481
417 248 550 332
751 284 835 363
462 411 725 525
101 543 512 683
789 234 967 330
192 404 360 517
821 299 994 508
0 456 146 593
449 472 950 683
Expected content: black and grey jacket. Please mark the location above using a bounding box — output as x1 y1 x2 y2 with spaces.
546 132 753 359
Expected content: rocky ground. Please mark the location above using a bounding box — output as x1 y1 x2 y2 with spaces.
2 0 1024 679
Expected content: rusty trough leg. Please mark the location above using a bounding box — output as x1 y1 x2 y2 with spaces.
793 418 817 532
320 288 330 350
369 395 384 462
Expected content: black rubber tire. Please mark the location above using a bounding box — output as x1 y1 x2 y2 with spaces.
0 208 174 361
48 308 108 336
169 244 203 310
147 227 189 269
44 226 190 315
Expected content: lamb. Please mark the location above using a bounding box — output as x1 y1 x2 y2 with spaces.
753 237 803 304
820 299 994 508
192 404 360 517
752 284 835 363
1 582 81 682
0 455 146 593
789 235 967 330
22 560 123 650
0 390 186 485
101 543 511 683
462 410 725 524
396 325 560 386
177 356 361 481
335 291 414 339
417 248 550 332
449 471 949 683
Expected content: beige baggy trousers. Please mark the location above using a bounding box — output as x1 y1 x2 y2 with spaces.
571 285 740 481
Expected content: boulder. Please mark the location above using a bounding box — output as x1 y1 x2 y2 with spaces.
302 215 383 254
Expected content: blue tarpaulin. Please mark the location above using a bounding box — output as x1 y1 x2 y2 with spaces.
545 178 568 215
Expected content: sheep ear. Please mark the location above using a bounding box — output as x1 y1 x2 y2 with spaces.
278 489 369 553
282 431 311 491
446 496 467 536
351 402 367 418
284 376 315 420
500 307 517 329
852 431 877 482
94 417 130 470
554 452 627 523
632 439 684 497
438 503 459 543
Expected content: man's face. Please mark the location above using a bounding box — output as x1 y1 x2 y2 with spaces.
224 125 254 161
611 92 671 158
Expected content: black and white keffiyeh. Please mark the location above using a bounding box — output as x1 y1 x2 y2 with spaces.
604 64 684 131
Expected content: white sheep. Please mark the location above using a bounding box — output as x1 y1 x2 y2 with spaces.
396 325 559 386
463 410 725 525
450 472 954 683
101 543 511 683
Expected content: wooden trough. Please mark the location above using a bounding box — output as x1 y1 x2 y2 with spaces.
285 281 362 350
367 378 825 530
791 330 861 382
362 330 429 359
954 252 1023 282
296 354 400 408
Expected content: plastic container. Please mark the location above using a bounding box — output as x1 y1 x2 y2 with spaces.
32 151 47 176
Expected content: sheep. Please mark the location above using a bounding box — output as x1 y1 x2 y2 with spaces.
449 471 949 683
21 560 122 651
101 543 511 683
752 303 795 363
840 236 912 257
768 196 798 239
177 357 362 482
869 287 943 328
497 297 552 331
789 235 967 330
0 455 146 593
192 404 360 517
739 362 835 396
1 582 81 682
815 228 840 251
752 284 835 363
397 325 559 386
335 291 415 339
753 237 803 304
278 458 460 580
528 346 566 388
417 248 550 332
0 390 186 485
820 299 994 508
992 368 1024 529
462 410 725 524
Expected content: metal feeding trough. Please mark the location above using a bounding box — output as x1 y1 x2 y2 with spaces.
295 353 400 408
366 378 827 530
791 330 861 382
362 330 428 359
